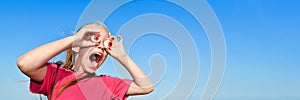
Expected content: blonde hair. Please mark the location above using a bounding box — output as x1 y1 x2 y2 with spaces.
63 22 109 70
54 23 109 99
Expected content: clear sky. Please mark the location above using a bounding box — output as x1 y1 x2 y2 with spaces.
0 0 299 100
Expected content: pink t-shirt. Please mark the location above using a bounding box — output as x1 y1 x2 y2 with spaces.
30 63 132 100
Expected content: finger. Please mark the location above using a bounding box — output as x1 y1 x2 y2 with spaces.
110 36 117 43
104 48 112 55
72 43 97 48
105 36 114 41
81 43 99 48
108 36 115 41
80 27 101 37
77 28 100 38
108 36 115 40
80 41 99 48
83 28 101 33
118 35 123 43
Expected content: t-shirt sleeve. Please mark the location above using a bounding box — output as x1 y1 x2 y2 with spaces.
29 63 58 96
101 75 133 99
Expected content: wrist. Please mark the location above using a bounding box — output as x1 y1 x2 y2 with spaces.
65 36 74 49
115 54 129 64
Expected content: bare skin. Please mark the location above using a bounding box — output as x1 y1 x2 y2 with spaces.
17 24 154 96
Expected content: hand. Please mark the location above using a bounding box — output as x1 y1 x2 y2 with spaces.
105 35 128 60
72 27 101 48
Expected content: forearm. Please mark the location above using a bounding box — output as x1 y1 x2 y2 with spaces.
117 55 153 89
17 36 73 73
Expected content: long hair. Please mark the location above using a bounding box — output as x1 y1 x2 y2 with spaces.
63 22 108 70
64 49 74 69
54 23 108 99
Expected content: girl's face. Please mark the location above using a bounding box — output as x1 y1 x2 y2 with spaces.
75 24 111 73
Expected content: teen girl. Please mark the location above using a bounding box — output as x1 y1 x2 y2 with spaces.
17 23 154 100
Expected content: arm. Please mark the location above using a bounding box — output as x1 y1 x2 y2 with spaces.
17 36 73 82
17 27 100 82
105 35 154 95
119 55 154 95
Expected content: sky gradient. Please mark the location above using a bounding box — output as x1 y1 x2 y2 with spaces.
0 0 299 100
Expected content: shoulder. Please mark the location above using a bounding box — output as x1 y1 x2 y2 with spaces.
45 63 75 83
98 74 121 83
98 74 132 86
98 74 132 99
98 74 119 81
47 63 74 74
29 63 74 95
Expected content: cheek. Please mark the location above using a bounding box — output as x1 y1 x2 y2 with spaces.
78 48 92 59
78 52 87 59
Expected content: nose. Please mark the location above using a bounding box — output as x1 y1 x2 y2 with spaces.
96 45 106 54
97 44 105 49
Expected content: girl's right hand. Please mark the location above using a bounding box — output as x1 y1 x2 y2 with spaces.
72 27 101 48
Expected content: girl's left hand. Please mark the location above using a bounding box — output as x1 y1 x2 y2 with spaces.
105 35 128 60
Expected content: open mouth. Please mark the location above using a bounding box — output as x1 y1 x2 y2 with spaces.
89 53 102 63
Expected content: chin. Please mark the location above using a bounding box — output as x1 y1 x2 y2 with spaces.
84 59 106 74
82 61 100 73
84 67 98 73
80 47 107 73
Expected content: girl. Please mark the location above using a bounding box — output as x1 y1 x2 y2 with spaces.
17 23 154 100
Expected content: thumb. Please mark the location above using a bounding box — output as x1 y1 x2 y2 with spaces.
105 48 112 55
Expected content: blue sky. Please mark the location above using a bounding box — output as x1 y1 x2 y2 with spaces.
209 0 300 99
0 0 299 100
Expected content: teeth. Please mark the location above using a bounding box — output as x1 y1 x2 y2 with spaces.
97 53 102 57
96 53 101 56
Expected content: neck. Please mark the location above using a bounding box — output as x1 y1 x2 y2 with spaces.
72 62 85 74
72 64 96 76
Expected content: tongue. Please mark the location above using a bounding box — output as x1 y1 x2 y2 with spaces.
89 54 101 67
89 54 101 61
89 54 97 61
